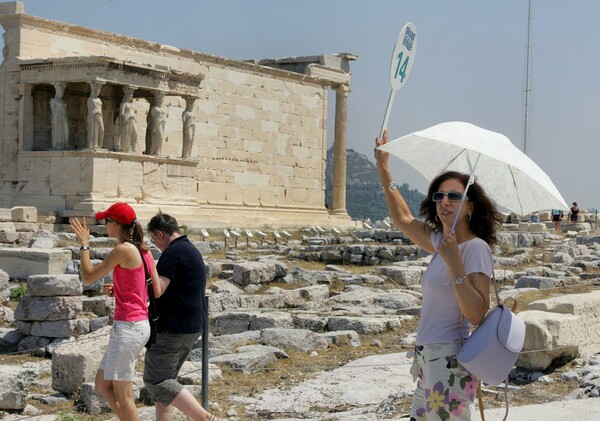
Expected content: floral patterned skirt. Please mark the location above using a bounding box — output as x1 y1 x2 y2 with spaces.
409 341 478 421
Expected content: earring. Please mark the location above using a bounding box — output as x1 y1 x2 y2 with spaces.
435 215 440 222
467 213 472 221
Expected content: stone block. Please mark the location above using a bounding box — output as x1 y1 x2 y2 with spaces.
0 222 19 243
30 318 90 338
52 326 110 394
0 248 71 279
209 311 253 335
529 223 547 232
379 266 423 286
321 330 361 348
518 291 600 371
14 296 83 321
327 316 398 334
260 328 327 353
0 208 12 221
233 262 277 286
0 2 25 14
0 366 31 410
27 274 83 296
11 207 37 222
516 310 580 370
249 312 294 331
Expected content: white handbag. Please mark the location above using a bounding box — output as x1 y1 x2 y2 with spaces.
457 276 526 421
457 303 526 385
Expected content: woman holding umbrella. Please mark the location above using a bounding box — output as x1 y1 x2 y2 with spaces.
375 129 502 420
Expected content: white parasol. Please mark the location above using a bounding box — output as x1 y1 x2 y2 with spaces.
377 121 569 218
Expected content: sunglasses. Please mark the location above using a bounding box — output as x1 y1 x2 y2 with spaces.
432 191 468 202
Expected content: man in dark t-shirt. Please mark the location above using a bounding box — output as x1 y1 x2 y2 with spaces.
143 212 219 421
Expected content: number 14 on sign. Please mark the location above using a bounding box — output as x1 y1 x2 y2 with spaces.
380 22 417 137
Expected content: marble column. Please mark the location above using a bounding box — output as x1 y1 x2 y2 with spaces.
331 83 350 214
19 84 33 151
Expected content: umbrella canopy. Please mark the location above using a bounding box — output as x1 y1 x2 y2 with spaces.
377 121 568 216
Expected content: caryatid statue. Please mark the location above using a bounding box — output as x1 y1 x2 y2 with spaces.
181 96 197 158
87 82 104 149
149 92 167 155
50 82 69 150
118 87 138 152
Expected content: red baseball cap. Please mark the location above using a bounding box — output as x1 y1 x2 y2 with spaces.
95 202 137 225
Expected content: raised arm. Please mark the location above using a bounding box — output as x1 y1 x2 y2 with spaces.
375 130 434 253
70 218 126 284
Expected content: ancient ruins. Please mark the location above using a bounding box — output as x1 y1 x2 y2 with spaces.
0 2 356 228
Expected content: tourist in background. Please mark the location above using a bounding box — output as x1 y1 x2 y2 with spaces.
551 208 563 231
375 129 502 421
143 212 221 421
569 202 580 223
71 203 161 421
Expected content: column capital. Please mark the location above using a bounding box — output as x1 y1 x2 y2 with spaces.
332 83 351 94
88 80 105 89
122 86 136 96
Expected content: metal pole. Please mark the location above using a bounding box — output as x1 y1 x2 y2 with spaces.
201 296 209 409
523 0 532 155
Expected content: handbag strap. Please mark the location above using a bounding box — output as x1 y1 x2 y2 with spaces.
126 240 159 323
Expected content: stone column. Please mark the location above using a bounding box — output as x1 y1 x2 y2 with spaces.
19 84 33 151
331 84 350 214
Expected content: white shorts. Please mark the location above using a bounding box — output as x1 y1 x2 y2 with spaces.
99 320 150 381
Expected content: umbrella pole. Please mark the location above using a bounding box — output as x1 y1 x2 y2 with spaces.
450 153 481 235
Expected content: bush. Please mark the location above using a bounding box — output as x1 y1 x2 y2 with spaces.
9 283 27 301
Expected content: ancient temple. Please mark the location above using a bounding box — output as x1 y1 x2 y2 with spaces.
0 2 356 228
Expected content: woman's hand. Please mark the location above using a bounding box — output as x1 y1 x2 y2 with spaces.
70 217 90 246
437 233 461 267
374 129 390 168
103 283 114 297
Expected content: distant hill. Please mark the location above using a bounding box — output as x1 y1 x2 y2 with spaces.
325 147 425 221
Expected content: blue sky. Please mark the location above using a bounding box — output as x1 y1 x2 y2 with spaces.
12 0 600 211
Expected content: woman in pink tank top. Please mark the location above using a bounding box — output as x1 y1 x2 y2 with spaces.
71 202 162 421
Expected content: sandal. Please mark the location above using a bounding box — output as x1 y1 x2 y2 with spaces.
208 415 223 421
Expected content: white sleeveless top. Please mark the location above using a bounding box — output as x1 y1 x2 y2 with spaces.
415 230 494 346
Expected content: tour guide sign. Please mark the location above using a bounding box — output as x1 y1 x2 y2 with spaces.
380 22 417 137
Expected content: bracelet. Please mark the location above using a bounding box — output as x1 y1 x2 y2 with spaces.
381 181 397 193
80 245 90 251
454 275 468 285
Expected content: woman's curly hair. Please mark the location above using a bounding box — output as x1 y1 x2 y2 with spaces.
419 171 503 246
